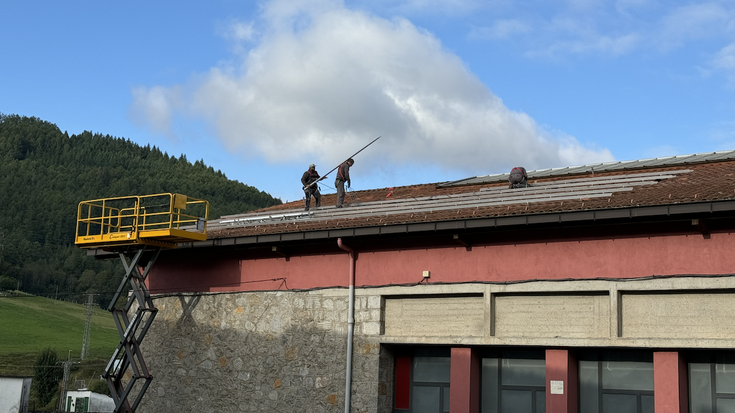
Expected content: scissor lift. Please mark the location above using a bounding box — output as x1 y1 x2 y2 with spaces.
75 193 209 413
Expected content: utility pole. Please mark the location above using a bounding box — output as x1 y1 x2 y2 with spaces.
59 351 73 411
81 294 94 360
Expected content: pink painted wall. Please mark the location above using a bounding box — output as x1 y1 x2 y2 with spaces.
149 233 735 293
654 352 688 413
546 350 578 413
449 348 480 413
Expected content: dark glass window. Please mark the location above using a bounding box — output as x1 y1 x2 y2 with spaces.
482 350 546 413
689 352 735 413
412 348 450 413
578 351 653 413
394 347 450 413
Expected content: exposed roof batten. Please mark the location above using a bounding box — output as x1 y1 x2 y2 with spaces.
438 150 735 188
210 170 685 230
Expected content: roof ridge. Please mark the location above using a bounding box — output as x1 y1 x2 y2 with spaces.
437 149 735 188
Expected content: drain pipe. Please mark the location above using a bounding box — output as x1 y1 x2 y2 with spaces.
337 238 356 413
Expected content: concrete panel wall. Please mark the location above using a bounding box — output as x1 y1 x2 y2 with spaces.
622 292 735 338
494 295 611 338
384 296 485 337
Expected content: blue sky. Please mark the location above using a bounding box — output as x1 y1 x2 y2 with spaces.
3 0 735 203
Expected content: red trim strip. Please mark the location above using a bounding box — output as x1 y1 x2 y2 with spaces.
395 356 411 409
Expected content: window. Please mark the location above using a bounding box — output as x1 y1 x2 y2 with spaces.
689 352 735 413
394 347 450 413
74 396 89 412
482 350 546 413
578 351 654 413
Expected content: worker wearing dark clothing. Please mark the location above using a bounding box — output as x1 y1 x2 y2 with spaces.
334 158 354 208
302 164 321 211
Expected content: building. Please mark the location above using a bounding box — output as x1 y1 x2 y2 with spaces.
113 151 735 413
0 376 31 413
64 390 115 413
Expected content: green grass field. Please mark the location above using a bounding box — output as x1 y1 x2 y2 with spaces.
0 293 119 376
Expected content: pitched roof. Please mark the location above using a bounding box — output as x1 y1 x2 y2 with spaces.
205 150 735 240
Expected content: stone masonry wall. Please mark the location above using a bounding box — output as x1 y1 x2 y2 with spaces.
139 289 388 413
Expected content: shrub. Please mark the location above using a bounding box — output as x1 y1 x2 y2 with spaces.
0 275 16 291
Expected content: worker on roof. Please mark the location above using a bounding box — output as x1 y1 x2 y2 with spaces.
509 166 529 189
335 158 354 208
301 163 322 211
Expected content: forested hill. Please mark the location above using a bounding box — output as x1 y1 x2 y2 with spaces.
0 113 281 304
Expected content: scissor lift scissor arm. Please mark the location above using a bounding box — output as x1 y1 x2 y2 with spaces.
75 193 208 413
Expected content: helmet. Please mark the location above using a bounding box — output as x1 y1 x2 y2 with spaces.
309 164 315 169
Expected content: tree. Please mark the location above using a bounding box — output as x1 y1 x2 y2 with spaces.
33 348 62 407
0 114 283 303
0 275 16 291
88 379 110 396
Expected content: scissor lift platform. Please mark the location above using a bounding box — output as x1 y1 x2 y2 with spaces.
75 193 208 250
74 193 208 413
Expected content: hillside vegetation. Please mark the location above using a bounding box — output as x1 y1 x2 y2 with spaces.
0 113 282 306
0 293 117 363
0 293 118 409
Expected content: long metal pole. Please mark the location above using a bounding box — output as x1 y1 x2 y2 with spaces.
304 136 381 190
337 238 356 413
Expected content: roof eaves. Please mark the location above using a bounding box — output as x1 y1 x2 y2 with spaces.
185 199 735 249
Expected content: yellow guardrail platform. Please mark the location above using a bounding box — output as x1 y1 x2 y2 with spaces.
75 193 209 249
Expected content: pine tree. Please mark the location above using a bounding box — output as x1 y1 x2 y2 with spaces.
0 113 282 303
33 348 62 407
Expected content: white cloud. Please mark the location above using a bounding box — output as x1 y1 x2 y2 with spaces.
355 0 485 16
129 86 181 138
471 5 643 59
130 0 612 175
707 42 735 86
526 31 640 58
657 2 733 50
711 42 735 70
615 0 652 11
469 19 531 39
468 1 735 62
221 21 256 42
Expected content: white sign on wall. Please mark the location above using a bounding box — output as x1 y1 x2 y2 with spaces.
550 380 564 395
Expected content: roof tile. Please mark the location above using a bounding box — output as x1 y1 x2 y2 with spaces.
208 159 735 239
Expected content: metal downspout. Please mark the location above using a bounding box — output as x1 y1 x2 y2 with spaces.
337 238 356 413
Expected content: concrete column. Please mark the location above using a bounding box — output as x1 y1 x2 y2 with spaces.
654 351 688 413
546 349 578 413
450 347 480 413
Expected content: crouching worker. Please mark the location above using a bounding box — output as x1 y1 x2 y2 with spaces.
508 166 529 189
301 163 321 211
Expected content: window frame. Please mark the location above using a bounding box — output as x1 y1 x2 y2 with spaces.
577 350 654 413
688 351 735 412
480 348 547 413
392 346 451 413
